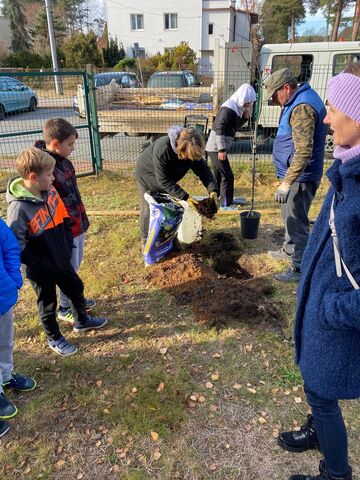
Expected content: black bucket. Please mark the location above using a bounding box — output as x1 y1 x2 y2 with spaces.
240 211 261 239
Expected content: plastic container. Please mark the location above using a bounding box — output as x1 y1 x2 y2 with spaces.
177 200 202 244
240 211 261 239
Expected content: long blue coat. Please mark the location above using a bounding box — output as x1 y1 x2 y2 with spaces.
0 218 22 315
295 155 360 400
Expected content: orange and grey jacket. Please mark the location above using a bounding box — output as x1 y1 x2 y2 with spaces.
6 178 74 281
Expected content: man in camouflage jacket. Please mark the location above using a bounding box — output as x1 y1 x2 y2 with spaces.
264 68 327 282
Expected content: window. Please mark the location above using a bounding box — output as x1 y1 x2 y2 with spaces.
272 54 313 83
185 72 196 86
333 53 360 75
131 14 144 31
164 13 177 30
208 23 214 35
132 47 145 59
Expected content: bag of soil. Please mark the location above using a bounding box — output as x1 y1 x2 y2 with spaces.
143 191 184 265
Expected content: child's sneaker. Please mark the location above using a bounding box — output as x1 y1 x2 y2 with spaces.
73 315 108 333
0 392 17 419
85 299 96 311
48 336 77 357
58 307 75 323
0 420 10 438
2 373 36 392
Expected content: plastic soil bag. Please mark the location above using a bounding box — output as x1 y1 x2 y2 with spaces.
143 191 184 265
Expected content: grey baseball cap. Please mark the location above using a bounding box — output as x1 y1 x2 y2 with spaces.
263 68 297 101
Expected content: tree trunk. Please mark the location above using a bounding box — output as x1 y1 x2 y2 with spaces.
330 0 344 41
352 0 360 40
290 10 295 43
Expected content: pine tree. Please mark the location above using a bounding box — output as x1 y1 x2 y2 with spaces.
2 0 31 52
260 0 305 43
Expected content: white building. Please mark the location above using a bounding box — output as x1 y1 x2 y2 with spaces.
105 0 257 70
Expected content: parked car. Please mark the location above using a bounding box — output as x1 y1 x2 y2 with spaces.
147 71 201 88
73 71 141 116
0 76 38 120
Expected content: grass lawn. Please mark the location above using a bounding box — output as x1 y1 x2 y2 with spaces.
0 169 359 480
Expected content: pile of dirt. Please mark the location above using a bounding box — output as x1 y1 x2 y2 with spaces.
195 198 217 219
144 232 284 331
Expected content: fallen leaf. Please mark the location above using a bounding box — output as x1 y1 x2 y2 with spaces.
284 389 291 396
247 388 257 394
198 395 206 403
211 373 219 381
153 449 162 460
56 459 65 468
103 409 110 414
150 431 159 442
245 344 253 352
258 417 267 424
233 383 242 390
210 404 218 412
294 397 302 404
77 474 84 479
212 353 221 358
159 347 168 355
96 380 102 388
157 382 165 392
24 466 31 474
205 382 214 389
131 387 138 393
209 464 217 471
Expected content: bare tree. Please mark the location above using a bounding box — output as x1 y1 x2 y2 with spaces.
352 0 360 40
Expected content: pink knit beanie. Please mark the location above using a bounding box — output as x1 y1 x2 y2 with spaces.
327 73 360 123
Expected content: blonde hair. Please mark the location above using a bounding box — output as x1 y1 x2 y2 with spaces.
43 118 78 144
16 147 55 178
176 128 205 161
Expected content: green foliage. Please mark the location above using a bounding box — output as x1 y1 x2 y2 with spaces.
260 0 306 43
102 37 125 67
114 57 136 70
1 49 52 69
138 42 197 79
62 31 103 68
2 0 31 51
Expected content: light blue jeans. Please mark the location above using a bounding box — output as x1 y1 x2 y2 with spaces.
59 233 85 309
0 308 14 393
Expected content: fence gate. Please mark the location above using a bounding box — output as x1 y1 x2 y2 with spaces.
0 67 102 193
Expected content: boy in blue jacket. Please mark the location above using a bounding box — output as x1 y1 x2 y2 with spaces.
0 217 36 437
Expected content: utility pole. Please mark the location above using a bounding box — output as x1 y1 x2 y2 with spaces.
44 0 63 95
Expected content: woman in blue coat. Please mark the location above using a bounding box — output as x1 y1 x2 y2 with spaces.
278 63 360 480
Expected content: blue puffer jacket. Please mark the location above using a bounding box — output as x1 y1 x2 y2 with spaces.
295 155 360 400
0 218 22 315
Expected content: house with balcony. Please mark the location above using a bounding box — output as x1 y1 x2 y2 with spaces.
105 0 258 71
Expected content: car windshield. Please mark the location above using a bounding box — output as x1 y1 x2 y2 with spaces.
95 76 120 87
148 74 184 88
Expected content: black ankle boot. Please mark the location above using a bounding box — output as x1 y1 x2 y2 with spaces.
289 460 352 480
278 414 320 453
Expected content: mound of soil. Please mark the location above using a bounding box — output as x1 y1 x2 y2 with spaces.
144 232 284 332
195 198 217 219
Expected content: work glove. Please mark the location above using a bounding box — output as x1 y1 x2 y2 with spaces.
275 181 291 204
187 197 199 210
209 191 219 211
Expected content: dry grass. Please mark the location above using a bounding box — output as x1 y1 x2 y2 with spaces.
0 171 359 480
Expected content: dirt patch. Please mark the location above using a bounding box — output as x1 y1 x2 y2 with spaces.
195 198 217 219
144 232 284 332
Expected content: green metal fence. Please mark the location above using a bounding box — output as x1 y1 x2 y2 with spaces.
0 67 102 192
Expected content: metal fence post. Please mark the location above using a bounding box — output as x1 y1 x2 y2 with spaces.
86 64 102 173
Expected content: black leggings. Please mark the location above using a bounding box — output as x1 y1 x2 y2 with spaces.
208 151 234 207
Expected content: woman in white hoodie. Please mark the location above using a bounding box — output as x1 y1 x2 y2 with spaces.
206 83 257 209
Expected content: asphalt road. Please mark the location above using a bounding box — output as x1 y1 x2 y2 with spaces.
0 106 274 174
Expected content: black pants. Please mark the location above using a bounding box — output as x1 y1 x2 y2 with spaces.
29 265 88 341
208 151 234 207
137 182 150 243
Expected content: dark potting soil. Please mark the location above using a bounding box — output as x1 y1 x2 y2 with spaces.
195 198 217 219
144 232 284 332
